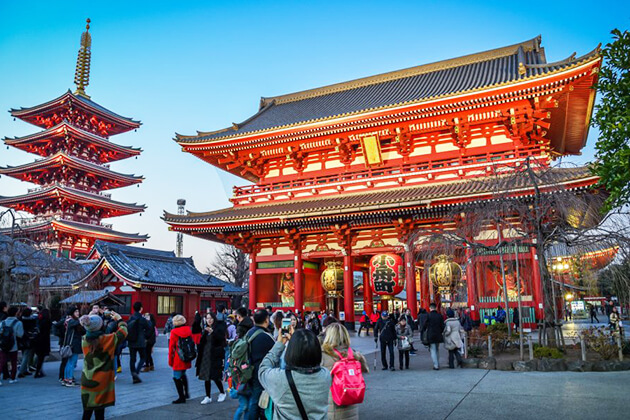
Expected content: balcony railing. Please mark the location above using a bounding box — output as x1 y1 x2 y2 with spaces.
232 145 545 198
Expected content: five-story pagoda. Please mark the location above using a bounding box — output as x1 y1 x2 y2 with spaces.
0 20 147 258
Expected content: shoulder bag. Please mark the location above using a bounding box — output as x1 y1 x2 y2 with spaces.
286 368 308 420
59 326 75 359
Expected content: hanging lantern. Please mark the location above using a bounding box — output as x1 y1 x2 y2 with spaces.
369 253 405 300
429 255 462 295
321 261 344 296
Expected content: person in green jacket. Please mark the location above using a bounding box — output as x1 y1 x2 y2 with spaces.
80 311 127 420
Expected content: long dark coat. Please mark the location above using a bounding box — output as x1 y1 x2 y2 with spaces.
66 318 85 354
33 317 52 356
422 311 445 344
195 327 226 381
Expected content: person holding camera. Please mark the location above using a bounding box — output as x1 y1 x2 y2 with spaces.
79 310 127 420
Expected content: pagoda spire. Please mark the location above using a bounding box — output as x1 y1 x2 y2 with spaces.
74 18 92 99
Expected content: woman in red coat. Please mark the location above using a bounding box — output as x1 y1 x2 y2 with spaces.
168 315 192 404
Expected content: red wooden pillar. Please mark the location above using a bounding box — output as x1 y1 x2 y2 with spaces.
465 246 479 320
404 248 418 318
363 271 373 317
249 253 257 310
421 267 430 310
343 253 355 330
294 251 304 312
530 246 544 321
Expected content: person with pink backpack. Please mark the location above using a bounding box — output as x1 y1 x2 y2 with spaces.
321 323 369 420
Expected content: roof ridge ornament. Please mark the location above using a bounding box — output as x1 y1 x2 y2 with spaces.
74 18 92 99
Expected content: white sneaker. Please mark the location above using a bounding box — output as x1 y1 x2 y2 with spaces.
217 393 226 402
200 396 212 405
9 379 17 384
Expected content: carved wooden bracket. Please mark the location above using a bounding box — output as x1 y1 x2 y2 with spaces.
216 231 261 254
394 127 414 157
281 227 304 252
449 117 472 149
331 223 356 252
393 217 415 244
335 137 356 165
286 145 306 173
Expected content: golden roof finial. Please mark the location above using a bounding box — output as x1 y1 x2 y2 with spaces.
74 18 92 98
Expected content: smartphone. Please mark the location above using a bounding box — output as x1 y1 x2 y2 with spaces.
281 318 291 329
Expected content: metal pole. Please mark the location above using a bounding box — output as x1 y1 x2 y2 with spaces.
496 227 511 335
580 337 587 362
464 332 468 359
617 333 624 362
528 335 534 360
488 335 493 358
514 243 524 361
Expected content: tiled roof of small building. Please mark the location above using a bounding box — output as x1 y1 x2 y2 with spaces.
176 37 599 144
40 260 98 289
89 241 246 293
60 289 125 306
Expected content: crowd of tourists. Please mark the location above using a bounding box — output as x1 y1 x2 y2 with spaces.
1 298 625 419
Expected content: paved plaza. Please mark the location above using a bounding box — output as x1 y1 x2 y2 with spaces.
1 323 627 420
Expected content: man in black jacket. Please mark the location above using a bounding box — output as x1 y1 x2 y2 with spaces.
245 309 275 420
374 311 397 371
127 301 150 383
422 303 445 370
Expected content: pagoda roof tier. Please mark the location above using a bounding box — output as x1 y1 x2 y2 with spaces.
164 166 598 236
0 152 143 190
10 90 140 136
3 121 141 162
0 184 146 218
1 218 148 244
176 36 599 150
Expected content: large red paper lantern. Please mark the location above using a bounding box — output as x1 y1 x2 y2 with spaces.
369 254 405 299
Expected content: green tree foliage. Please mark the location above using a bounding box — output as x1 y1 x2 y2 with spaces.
593 29 630 211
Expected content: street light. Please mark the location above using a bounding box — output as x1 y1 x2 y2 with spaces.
565 293 573 301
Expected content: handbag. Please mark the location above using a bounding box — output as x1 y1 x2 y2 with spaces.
286 369 308 420
258 390 270 409
400 337 411 351
59 327 75 359
421 329 429 346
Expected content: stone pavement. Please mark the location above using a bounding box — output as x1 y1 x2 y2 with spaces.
1 331 628 419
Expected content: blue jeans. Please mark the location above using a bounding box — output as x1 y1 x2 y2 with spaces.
234 394 249 420
18 348 34 375
129 347 146 375
247 380 264 420
173 369 186 379
430 343 440 369
64 353 79 380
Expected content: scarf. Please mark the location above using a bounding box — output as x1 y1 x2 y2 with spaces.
86 329 104 340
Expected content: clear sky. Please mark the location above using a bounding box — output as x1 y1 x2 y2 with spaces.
0 1 628 271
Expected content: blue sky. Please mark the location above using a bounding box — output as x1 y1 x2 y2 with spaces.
0 1 628 270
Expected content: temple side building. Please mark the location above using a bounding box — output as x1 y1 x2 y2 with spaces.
164 36 601 327
0 20 147 258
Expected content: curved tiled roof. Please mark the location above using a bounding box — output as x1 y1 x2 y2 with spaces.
164 166 597 226
0 152 144 189
88 241 246 293
176 37 599 144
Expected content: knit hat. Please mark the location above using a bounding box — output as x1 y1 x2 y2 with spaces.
79 314 103 332
322 316 338 328
446 308 455 318
173 314 186 327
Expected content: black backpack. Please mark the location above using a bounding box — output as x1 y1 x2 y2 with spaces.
0 320 17 353
177 336 197 362
126 317 139 343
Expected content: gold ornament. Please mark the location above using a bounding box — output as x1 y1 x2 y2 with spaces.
321 261 344 296
429 255 462 294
